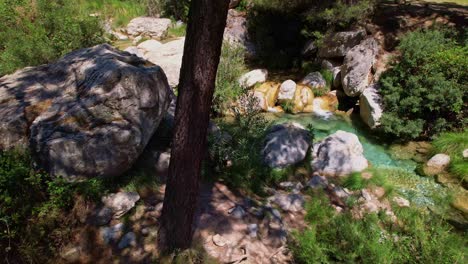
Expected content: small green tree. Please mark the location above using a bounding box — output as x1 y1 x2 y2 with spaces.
379 28 467 140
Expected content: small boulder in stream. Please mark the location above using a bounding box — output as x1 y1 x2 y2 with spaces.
312 130 368 176
262 122 311 168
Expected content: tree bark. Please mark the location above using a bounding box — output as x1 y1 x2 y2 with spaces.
157 0 230 252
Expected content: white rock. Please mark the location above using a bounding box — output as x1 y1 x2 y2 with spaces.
238 69 268 88
427 154 451 171
145 38 185 87
127 17 171 39
360 84 383 128
213 234 228 247
393 196 410 208
277 80 297 100
312 131 368 176
273 193 305 212
463 149 468 158
124 46 144 58
102 192 140 218
137 39 163 53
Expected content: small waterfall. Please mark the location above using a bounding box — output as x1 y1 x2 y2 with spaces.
312 98 333 119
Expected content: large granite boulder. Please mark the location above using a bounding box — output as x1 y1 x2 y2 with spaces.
0 44 171 180
360 84 383 128
312 131 368 176
262 123 311 168
341 38 379 97
318 30 367 58
126 17 171 39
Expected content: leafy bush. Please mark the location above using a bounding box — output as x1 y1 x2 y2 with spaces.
379 28 467 140
279 100 295 114
302 0 377 38
0 0 104 77
432 130 468 181
0 149 111 262
291 191 466 263
213 43 247 115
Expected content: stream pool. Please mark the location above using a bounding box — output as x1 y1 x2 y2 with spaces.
264 112 452 210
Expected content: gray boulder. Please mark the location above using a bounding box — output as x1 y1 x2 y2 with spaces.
301 72 326 89
262 122 311 168
360 84 383 128
341 38 379 97
126 17 171 39
318 30 367 58
0 44 171 180
312 131 368 176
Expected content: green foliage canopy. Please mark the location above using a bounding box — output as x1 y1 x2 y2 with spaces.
379 28 467 140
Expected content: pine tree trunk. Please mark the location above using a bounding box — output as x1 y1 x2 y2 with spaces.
157 0 230 251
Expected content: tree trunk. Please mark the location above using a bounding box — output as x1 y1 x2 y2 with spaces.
157 0 230 252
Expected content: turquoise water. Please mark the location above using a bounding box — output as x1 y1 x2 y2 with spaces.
265 112 449 208
265 112 416 170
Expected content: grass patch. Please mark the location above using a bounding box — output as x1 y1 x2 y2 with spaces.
77 0 148 28
213 43 247 115
167 23 187 38
432 130 468 181
291 190 466 263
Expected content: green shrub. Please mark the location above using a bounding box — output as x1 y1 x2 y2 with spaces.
291 191 466 263
279 100 295 114
208 95 272 193
379 28 467 140
213 43 247 115
0 149 111 261
432 130 468 181
302 0 377 37
0 0 104 76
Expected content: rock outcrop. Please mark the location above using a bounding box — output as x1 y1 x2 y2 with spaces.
359 84 383 128
126 17 171 39
341 38 379 97
312 131 368 176
318 30 367 58
262 122 311 168
0 44 171 180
